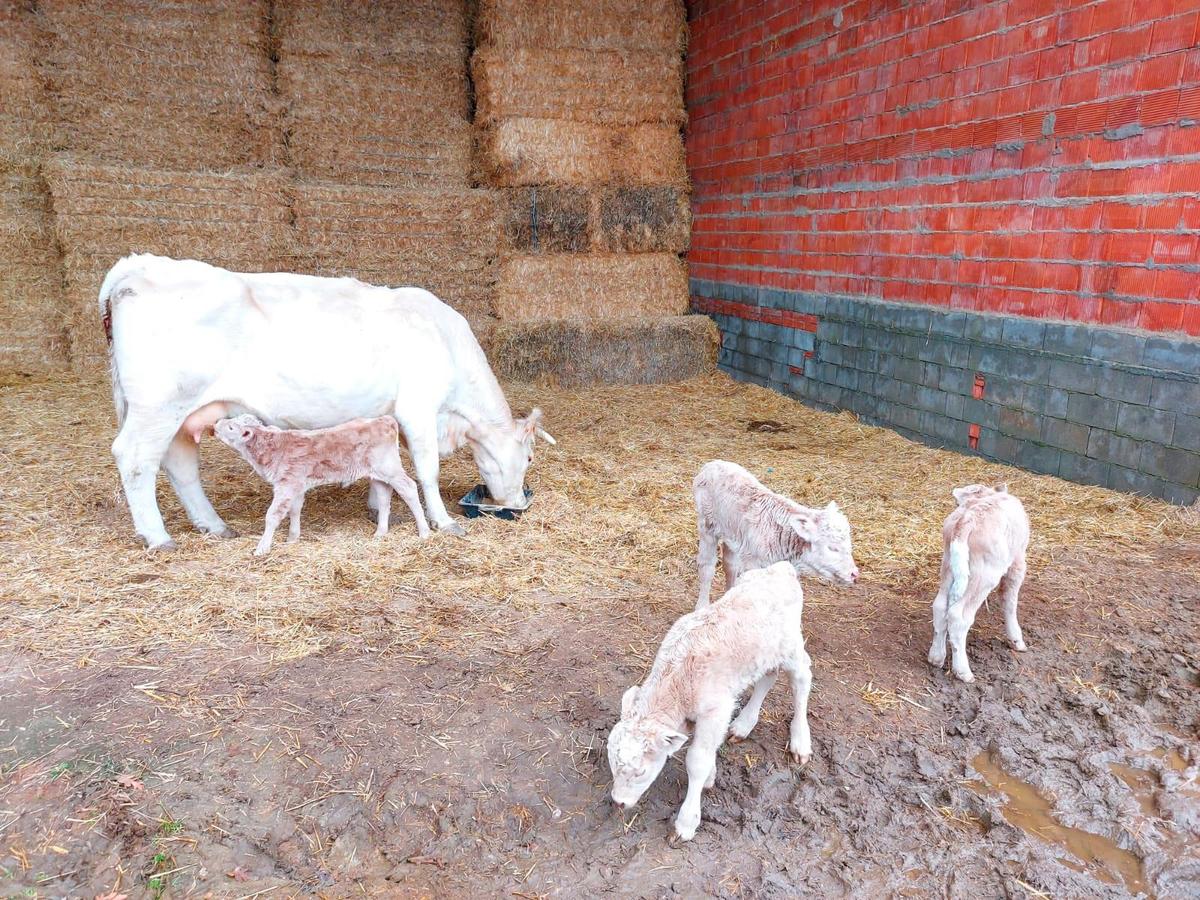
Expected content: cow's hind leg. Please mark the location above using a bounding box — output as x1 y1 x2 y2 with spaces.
112 412 180 550
161 432 236 538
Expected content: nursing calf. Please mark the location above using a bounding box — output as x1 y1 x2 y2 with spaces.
608 561 813 842
214 414 429 556
693 459 859 608
927 483 1030 683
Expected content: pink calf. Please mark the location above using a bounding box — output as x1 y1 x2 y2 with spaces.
214 414 429 556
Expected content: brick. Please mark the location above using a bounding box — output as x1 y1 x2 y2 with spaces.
963 313 1007 343
1041 418 1091 455
1043 322 1095 356
1095 369 1154 405
985 376 1026 408
946 393 966 420
1090 330 1147 367
1016 441 1061 476
1161 482 1200 504
1143 336 1200 374
997 407 1042 441
1174 414 1200 450
1050 359 1100 394
1058 452 1110 488
1000 317 1046 350
1116 403 1176 443
1066 392 1120 430
921 411 965 445
962 398 1000 429
1140 444 1200 485
1021 384 1070 418
1086 429 1142 468
978 430 1022 463
1107 465 1165 497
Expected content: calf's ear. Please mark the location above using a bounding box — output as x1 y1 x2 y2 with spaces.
620 685 640 717
788 512 818 543
657 729 688 755
994 481 1009 493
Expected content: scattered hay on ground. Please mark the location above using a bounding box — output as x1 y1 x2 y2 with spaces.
494 253 688 320
0 373 1191 664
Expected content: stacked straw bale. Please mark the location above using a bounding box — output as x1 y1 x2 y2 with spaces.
276 0 472 187
36 0 279 169
44 157 291 371
288 180 501 325
0 2 51 168
495 254 688 321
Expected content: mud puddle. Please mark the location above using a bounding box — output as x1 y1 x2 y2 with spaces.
972 751 1151 896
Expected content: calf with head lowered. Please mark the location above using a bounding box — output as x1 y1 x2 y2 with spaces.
608 561 814 842
927 482 1030 683
693 459 859 608
214 414 429 556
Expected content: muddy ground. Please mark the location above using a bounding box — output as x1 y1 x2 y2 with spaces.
1 542 1197 898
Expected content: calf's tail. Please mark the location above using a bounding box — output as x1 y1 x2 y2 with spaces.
947 537 970 605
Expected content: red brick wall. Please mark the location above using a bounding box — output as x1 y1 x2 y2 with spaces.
686 0 1200 335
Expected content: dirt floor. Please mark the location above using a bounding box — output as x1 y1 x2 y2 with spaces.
0 373 1197 899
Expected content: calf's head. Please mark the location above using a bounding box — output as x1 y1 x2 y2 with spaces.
468 409 555 508
952 482 1007 505
607 686 687 809
213 414 264 457
791 501 860 584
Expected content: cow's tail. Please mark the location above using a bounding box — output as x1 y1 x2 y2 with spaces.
98 257 143 428
946 535 970 606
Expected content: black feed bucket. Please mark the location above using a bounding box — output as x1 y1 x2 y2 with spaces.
458 484 533 521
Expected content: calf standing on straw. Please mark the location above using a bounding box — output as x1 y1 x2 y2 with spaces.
927 483 1030 683
214 414 429 556
692 459 860 608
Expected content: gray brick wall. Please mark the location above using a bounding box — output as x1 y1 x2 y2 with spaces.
692 278 1200 504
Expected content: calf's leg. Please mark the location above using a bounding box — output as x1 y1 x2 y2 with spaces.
255 488 294 556
720 546 741 592
927 575 951 669
786 650 814 763
162 431 235 537
728 672 777 741
287 492 305 543
1000 553 1028 651
674 702 734 842
695 520 719 609
947 571 999 683
374 457 430 539
369 480 392 537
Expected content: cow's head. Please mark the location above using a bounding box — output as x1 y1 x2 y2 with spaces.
213 414 263 455
607 686 687 809
791 501 860 584
467 409 555 508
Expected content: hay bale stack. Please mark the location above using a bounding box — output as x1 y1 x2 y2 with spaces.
0 2 51 168
276 0 472 187
44 157 291 370
0 164 68 373
476 0 686 55
36 0 278 169
495 254 688 321
482 315 718 387
502 186 690 254
288 180 501 325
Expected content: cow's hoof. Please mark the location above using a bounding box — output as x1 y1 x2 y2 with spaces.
438 521 467 537
144 539 177 553
204 526 239 539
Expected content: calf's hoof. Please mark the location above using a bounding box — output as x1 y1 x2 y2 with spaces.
953 669 976 684
788 749 811 765
1012 639 1028 652
670 819 699 844
927 648 946 668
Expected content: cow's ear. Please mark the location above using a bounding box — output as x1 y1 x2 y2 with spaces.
518 408 556 445
657 729 688 755
620 685 640 718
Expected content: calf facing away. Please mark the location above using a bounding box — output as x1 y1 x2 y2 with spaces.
608 561 813 842
693 459 859 608
214 414 430 556
927 483 1030 683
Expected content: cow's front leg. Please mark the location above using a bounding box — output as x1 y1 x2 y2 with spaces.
162 432 236 537
400 421 463 536
112 413 178 550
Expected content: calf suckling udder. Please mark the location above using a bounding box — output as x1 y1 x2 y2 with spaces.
180 401 230 444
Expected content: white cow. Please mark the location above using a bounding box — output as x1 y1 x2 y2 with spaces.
927 483 1031 683
99 254 554 549
693 459 859 608
608 561 814 842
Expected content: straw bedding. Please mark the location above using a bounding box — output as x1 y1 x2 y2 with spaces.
289 180 502 324
44 157 291 371
494 253 689 320
0 372 1191 662
476 119 687 187
36 0 279 169
472 48 685 128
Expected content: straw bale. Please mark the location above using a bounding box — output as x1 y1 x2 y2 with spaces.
0 2 52 167
0 166 68 373
502 187 592 252
494 253 688 321
596 186 691 253
473 48 685 127
476 119 687 187
476 0 686 54
483 315 717 387
278 54 472 186
44 157 291 370
274 0 468 59
288 180 502 325
36 0 279 169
